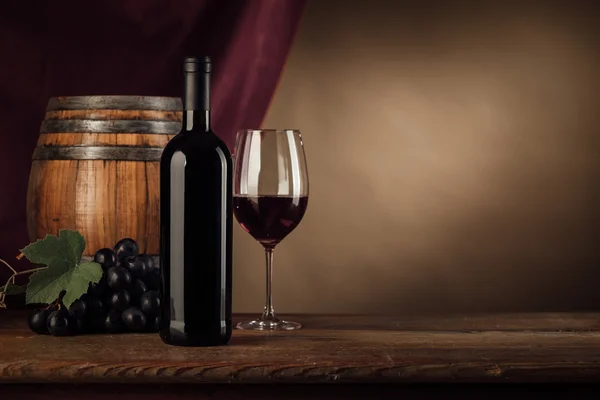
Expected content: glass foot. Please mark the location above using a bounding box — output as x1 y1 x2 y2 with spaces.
236 317 301 331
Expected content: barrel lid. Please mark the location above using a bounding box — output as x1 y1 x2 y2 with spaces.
46 96 183 112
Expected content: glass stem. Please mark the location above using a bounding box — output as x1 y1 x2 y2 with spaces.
262 247 276 320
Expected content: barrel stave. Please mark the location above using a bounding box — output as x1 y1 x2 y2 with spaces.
27 160 78 244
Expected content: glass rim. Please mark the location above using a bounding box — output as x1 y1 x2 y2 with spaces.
237 129 301 134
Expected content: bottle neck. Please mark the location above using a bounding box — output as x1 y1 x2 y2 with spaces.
182 69 211 132
183 109 210 132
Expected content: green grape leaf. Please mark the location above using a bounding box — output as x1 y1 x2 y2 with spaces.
21 230 102 308
4 282 26 295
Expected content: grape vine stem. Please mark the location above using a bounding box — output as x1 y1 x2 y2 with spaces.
0 256 47 309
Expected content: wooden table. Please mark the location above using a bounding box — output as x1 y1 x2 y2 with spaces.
0 311 599 398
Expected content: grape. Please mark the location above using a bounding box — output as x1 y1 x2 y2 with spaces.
88 296 106 315
122 307 147 331
68 298 87 320
28 308 51 334
104 309 125 333
107 266 132 291
74 319 86 334
140 291 161 318
132 279 147 297
144 271 160 291
107 290 131 312
47 310 75 336
88 277 107 297
88 314 107 333
129 279 148 306
123 256 146 279
151 315 161 332
114 238 139 262
139 254 156 274
93 248 117 271
140 255 160 290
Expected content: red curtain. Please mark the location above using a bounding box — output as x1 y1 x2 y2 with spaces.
0 0 306 276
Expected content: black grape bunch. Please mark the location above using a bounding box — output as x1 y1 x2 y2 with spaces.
27 238 162 336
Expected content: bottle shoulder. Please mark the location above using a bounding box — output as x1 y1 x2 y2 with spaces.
162 131 231 160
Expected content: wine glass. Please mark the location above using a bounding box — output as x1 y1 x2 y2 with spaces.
233 129 309 330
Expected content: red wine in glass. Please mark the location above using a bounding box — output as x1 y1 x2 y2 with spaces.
234 195 308 248
233 129 309 331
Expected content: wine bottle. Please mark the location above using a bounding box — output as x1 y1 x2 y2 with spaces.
158 56 233 346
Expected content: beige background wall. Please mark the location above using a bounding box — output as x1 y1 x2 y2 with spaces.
232 0 600 314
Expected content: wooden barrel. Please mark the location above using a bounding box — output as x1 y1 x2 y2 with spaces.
27 96 182 256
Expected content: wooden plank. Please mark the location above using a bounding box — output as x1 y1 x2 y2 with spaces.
0 311 599 383
0 383 588 400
